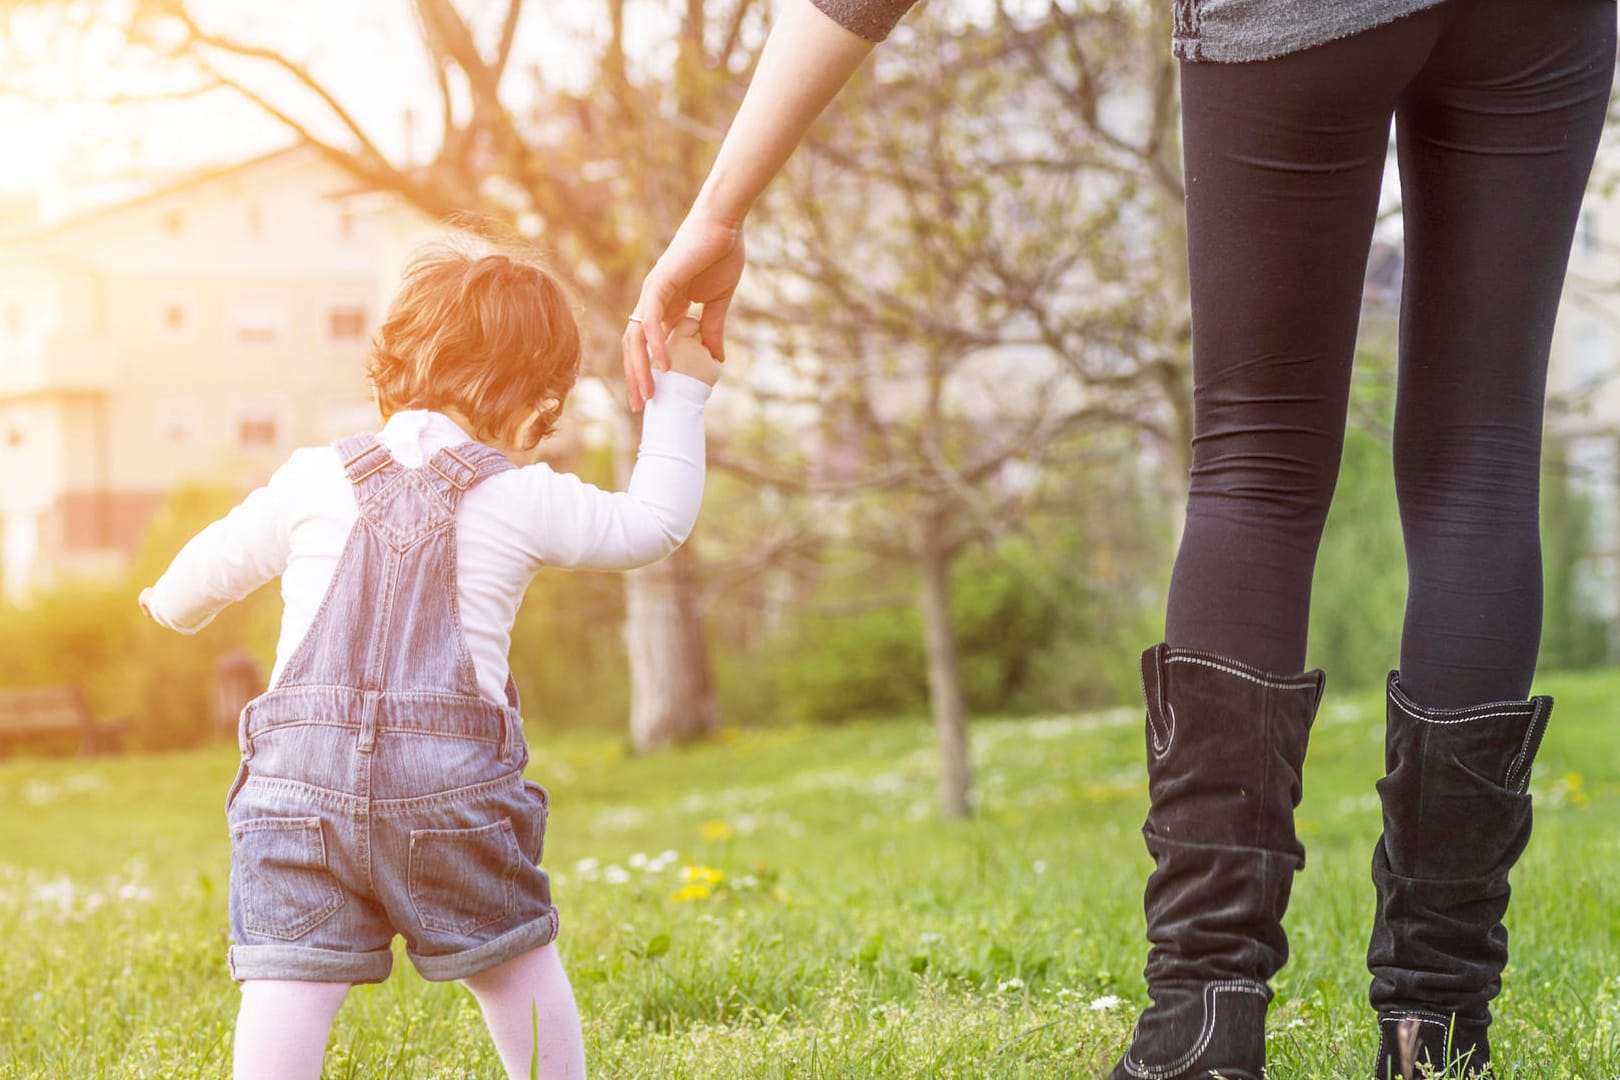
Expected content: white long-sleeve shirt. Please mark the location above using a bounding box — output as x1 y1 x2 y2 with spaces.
147 369 711 704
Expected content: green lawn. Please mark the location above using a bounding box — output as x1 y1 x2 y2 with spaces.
4 670 1620 1078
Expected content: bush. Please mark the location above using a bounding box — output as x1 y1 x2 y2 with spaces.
754 537 1155 727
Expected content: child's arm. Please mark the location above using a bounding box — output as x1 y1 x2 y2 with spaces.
522 324 718 571
141 453 302 633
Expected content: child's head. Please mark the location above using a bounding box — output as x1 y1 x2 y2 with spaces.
367 241 581 452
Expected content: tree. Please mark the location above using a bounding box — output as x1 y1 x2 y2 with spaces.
721 0 1188 817
4 0 773 750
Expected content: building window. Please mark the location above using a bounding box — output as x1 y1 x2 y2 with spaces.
1581 208 1601 257
156 398 199 444
327 305 367 342
237 411 281 450
1572 320 1612 387
157 295 195 337
229 296 285 345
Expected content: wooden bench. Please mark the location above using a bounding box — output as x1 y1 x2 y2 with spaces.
0 686 128 757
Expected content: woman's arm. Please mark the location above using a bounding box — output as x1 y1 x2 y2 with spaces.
622 0 908 410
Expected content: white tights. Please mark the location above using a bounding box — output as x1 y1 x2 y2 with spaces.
231 945 586 1080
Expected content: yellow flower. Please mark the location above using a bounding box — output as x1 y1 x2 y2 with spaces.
681 864 725 887
671 884 711 903
699 820 735 842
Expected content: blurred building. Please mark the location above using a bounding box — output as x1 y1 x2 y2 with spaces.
1547 177 1620 647
0 145 387 600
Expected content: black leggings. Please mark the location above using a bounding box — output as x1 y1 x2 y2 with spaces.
1165 0 1616 707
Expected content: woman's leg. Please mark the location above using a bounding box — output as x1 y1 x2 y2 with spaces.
1369 3 1614 1075
462 944 587 1080
232 979 350 1080
1163 14 1443 672
1393 0 1616 709
1114 12 1451 1080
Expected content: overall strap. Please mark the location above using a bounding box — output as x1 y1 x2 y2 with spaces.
335 433 402 501
421 440 518 513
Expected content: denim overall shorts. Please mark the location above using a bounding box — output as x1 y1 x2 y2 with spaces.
223 433 558 984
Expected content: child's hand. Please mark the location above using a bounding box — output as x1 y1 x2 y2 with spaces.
137 588 154 620
664 316 723 387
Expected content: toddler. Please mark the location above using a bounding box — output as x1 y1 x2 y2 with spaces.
140 242 721 1080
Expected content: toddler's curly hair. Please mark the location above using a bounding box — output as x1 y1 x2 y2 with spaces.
367 241 580 451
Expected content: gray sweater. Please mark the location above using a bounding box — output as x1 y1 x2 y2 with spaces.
811 0 1448 63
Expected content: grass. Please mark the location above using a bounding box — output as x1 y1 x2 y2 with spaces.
3 670 1620 1078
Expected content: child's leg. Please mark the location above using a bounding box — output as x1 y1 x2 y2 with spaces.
462 944 587 1080
232 979 350 1080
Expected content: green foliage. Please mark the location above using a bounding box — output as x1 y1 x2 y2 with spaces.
508 441 634 735
0 483 280 752
1540 439 1611 671
1305 425 1407 691
753 535 1162 727
508 566 630 735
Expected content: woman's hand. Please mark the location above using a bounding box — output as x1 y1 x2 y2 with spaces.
621 0 877 412
622 214 744 411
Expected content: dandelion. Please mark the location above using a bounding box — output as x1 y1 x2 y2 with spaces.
998 978 1026 993
671 884 711 903
574 857 600 877
681 864 724 887
1032 860 1048 875
603 865 630 885
920 933 942 946
1090 995 1122 1012
699 820 734 842
627 852 649 870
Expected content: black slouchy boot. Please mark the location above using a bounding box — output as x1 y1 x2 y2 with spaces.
1111 643 1325 1080
1367 673 1553 1079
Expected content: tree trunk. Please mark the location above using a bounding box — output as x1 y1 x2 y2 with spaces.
613 405 720 754
624 540 720 753
917 532 972 819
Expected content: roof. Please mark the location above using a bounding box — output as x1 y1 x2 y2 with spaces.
1 143 342 244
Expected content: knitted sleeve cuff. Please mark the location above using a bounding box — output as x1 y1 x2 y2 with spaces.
808 0 917 42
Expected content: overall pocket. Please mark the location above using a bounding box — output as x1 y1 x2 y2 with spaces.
231 815 345 940
408 817 522 935
520 780 550 865
224 762 250 815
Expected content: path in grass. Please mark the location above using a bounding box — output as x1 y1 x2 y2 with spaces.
3 671 1620 1078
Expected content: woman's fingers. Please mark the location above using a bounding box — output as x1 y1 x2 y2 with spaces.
622 288 671 411
698 293 731 363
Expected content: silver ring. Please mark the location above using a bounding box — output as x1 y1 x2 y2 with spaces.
626 314 643 324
